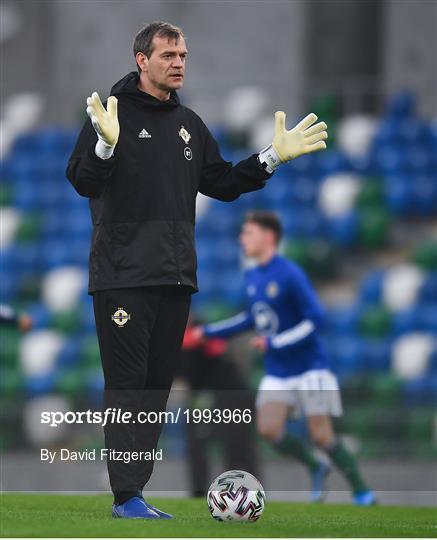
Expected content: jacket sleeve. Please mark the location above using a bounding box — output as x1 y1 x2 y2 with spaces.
198 126 273 202
267 267 325 353
66 118 118 198
203 311 254 338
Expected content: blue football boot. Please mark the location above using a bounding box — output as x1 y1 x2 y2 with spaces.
310 461 331 502
353 490 377 506
143 499 173 519
112 496 160 519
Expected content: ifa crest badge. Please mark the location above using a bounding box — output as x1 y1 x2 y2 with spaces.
178 125 191 144
266 281 279 298
111 307 130 327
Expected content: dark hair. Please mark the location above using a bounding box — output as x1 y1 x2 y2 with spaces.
244 210 283 244
133 21 185 74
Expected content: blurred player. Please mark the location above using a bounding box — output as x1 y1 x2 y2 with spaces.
178 315 259 496
194 211 375 505
0 304 33 332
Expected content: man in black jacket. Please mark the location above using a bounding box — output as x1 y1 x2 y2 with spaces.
66 21 328 519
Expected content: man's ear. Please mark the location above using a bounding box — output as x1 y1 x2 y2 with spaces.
135 52 148 73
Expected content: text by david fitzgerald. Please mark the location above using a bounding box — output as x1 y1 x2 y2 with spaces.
41 448 163 464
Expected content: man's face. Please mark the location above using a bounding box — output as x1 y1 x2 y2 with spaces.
140 35 187 92
239 222 275 258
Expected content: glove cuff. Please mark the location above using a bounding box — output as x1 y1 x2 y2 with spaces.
258 144 281 173
95 138 115 160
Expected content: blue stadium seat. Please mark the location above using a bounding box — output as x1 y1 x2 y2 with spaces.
41 213 65 240
80 298 96 332
10 133 41 156
201 203 242 235
362 338 391 371
14 242 41 273
428 349 437 375
56 337 82 368
384 91 415 119
392 302 437 335
86 370 104 406
262 178 291 207
349 154 376 176
287 154 314 175
40 241 74 269
403 377 437 406
313 150 350 177
417 303 437 333
392 307 420 336
329 336 363 378
419 273 437 302
25 303 52 329
372 120 401 147
38 179 65 208
398 119 427 145
383 174 413 215
411 175 437 215
326 212 358 246
36 155 67 181
14 183 40 210
0 271 18 302
374 145 405 174
214 238 240 266
68 239 91 267
3 245 40 275
287 175 318 206
64 208 93 238
297 207 325 237
326 305 361 336
2 155 35 182
25 373 56 396
359 270 384 305
405 146 432 172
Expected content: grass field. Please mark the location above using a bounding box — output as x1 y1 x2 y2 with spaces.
0 494 436 538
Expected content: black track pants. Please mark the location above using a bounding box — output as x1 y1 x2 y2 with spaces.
93 286 191 505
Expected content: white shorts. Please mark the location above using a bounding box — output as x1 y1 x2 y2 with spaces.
255 369 343 418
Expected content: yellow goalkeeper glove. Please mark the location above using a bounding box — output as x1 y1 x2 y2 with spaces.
86 92 119 159
259 112 328 172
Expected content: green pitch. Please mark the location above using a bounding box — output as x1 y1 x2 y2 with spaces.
1 494 435 538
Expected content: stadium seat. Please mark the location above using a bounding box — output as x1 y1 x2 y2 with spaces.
362 338 391 371
391 307 421 336
24 373 56 396
403 377 437 406
383 174 412 215
375 145 405 175
359 270 384 304
56 337 82 368
325 212 358 246
384 91 416 119
419 272 437 301
326 305 361 336
314 150 350 177
411 175 437 215
329 336 363 378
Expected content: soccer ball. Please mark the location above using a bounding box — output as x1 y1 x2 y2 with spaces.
207 469 265 522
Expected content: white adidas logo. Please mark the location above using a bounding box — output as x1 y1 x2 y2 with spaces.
138 128 151 138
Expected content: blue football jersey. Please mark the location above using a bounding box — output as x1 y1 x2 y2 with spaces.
203 254 330 377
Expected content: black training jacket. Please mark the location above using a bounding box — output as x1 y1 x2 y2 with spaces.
66 72 272 294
